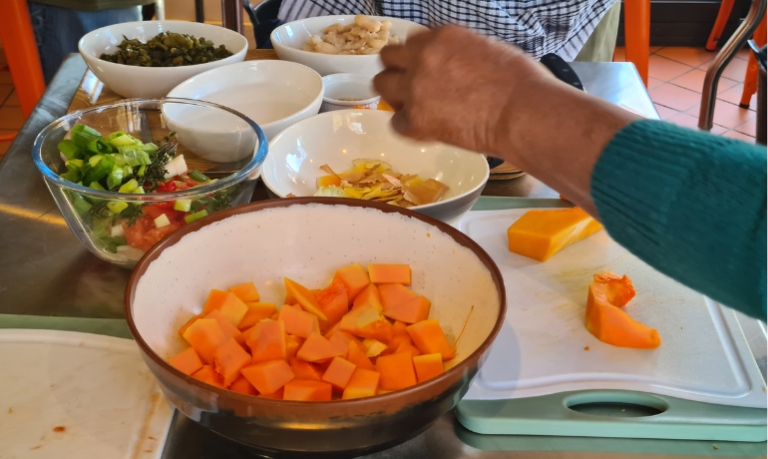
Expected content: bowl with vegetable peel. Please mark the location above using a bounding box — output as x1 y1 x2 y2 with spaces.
33 98 267 267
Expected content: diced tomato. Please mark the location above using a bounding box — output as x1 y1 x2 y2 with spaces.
184 175 199 188
142 222 181 247
123 215 152 249
162 181 177 192
142 205 163 219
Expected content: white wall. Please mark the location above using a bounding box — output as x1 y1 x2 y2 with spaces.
164 0 262 48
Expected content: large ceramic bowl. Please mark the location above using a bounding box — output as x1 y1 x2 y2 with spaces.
79 21 248 98
125 198 505 457
168 60 324 149
271 16 428 76
263 110 490 223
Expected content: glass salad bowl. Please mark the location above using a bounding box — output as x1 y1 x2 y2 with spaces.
33 98 267 268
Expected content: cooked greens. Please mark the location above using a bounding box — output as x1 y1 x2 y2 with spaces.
99 32 234 67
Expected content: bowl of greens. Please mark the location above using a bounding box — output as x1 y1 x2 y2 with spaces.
33 98 267 267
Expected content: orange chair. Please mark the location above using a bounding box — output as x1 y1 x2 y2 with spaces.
706 0 738 51
623 0 651 87
739 13 766 107
0 0 46 121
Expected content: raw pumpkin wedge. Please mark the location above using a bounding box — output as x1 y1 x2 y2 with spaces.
362 338 387 358
178 315 202 337
382 295 431 324
297 332 346 362
352 283 382 312
392 320 408 335
315 280 349 331
368 264 411 285
342 368 380 400
229 282 260 302
230 375 259 396
413 353 444 383
396 342 421 358
339 304 394 342
507 207 603 262
205 309 246 347
202 289 248 325
192 365 225 388
279 304 320 338
241 359 295 395
182 318 229 364
328 331 356 359
322 357 356 390
333 264 371 302
289 357 323 381
238 302 278 331
258 388 284 399
585 272 661 349
346 340 375 371
213 337 252 386
379 284 418 310
284 379 333 401
284 278 328 321
248 320 287 364
407 319 455 361
169 347 203 375
377 351 417 391
285 334 304 359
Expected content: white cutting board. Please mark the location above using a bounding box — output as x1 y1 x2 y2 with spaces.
457 209 766 408
0 329 173 458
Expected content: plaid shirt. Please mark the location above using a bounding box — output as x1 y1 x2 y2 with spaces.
278 0 619 61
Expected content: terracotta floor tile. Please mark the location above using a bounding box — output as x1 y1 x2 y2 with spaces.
648 77 665 90
723 130 755 142
0 71 12 85
735 47 752 61
0 85 12 104
4 90 18 107
648 55 695 82
721 58 749 82
655 47 716 68
654 103 680 120
0 106 24 130
650 84 702 111
710 124 729 135
650 46 664 53
734 119 758 137
669 69 738 94
711 101 756 129
668 112 702 130
717 83 758 110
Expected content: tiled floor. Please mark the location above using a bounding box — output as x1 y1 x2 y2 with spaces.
614 46 758 142
0 45 760 160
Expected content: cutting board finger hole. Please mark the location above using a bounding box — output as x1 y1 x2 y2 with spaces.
565 392 669 418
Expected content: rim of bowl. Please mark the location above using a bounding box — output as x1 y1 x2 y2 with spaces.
322 73 380 105
125 197 507 406
263 109 491 210
270 16 428 58
168 60 325 132
78 20 248 73
32 97 268 202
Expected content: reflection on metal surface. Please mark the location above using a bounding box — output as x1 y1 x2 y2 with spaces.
0 203 68 226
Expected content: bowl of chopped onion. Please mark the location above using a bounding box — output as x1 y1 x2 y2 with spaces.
262 110 489 223
271 15 428 76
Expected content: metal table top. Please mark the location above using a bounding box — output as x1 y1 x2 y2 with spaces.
1 54 764 459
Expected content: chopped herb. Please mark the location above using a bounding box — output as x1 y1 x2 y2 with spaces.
142 133 178 192
188 170 209 182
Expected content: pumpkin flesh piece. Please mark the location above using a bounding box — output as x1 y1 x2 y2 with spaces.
213 337 252 386
413 353 444 383
284 278 328 321
315 281 349 331
182 318 229 365
368 264 411 285
333 264 371 303
169 347 203 375
248 320 287 363
377 351 417 391
507 207 603 262
279 304 320 338
202 289 248 326
407 319 455 361
342 368 380 399
229 282 261 302
238 302 278 331
284 379 333 401
241 359 295 395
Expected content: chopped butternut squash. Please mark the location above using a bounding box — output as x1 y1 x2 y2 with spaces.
333 264 371 302
284 379 333 401
258 388 284 399
379 283 418 311
182 318 229 364
342 368 380 399
230 375 259 396
229 282 261 302
413 353 444 383
285 334 304 359
284 278 328 321
289 357 324 381
407 319 454 361
322 357 356 390
213 337 252 386
192 365 225 388
169 347 203 375
315 280 349 331
279 304 320 338
368 264 411 285
297 332 346 362
202 290 248 325
347 340 375 371
507 207 603 262
383 296 431 324
377 352 417 391
248 320 287 364
205 309 246 347
178 315 202 337
241 359 295 395
352 283 382 312
238 302 278 331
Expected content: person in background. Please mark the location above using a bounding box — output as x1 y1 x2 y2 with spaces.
270 0 621 62
28 0 154 83
373 27 767 320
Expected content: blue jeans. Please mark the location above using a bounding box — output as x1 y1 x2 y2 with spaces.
28 2 141 83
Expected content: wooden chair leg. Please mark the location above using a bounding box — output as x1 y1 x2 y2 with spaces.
624 0 651 87
707 0 737 51
740 13 766 107
0 0 46 119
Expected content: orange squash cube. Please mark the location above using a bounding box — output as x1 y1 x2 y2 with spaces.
342 368 380 400
328 331 356 359
407 319 455 361
392 320 408 335
248 320 287 364
169 347 203 375
377 352 417 391
230 375 259 396
323 322 341 340
229 282 261 302
368 264 411 285
286 334 304 359
347 340 375 371
284 379 333 401
507 207 603 262
213 337 252 386
279 305 320 338
284 278 328 321
289 357 324 381
383 296 431 324
258 388 284 399
339 304 394 342
182 318 229 364
352 283 382 312
333 264 371 302
241 359 295 395
396 342 421 358
202 289 248 326
178 314 202 337
379 284 418 310
362 339 388 358
238 302 278 331
413 353 444 383
315 281 349 331
191 365 225 388
296 332 346 362
205 309 246 347
322 357 357 390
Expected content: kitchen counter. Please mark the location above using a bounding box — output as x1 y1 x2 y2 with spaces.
0 54 764 459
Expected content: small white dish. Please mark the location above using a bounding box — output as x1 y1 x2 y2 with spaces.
166 60 324 162
321 73 381 112
263 110 490 222
79 21 248 98
270 16 428 76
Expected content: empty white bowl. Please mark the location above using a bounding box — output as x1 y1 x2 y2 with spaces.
270 16 428 76
263 110 490 222
321 73 380 112
79 21 248 98
166 60 324 162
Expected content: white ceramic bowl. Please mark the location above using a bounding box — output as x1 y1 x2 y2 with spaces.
79 21 248 98
271 16 428 76
321 73 380 112
166 60 324 162
263 110 490 222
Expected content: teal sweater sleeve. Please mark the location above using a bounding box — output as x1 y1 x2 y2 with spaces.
591 120 766 320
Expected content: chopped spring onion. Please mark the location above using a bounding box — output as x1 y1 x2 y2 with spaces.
188 170 209 182
107 201 129 214
173 199 192 212
184 209 208 223
118 179 139 194
58 140 83 160
89 155 103 167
